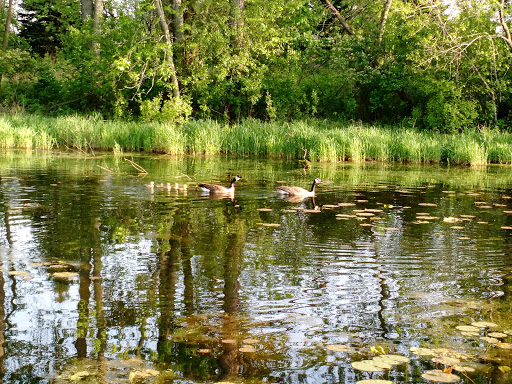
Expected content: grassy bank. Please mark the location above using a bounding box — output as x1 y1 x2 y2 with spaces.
1 114 511 165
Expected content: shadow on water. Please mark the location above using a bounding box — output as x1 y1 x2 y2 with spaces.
1 153 512 382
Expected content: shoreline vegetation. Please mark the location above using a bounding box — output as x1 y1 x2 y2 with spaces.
1 113 512 166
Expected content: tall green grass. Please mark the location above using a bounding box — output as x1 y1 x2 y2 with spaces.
1 114 512 165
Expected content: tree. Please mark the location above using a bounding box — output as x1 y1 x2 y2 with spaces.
2 0 15 52
378 0 393 44
321 0 354 35
154 0 179 97
93 0 103 54
81 0 93 20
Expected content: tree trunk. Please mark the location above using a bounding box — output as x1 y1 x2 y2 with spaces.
93 0 103 54
172 0 183 43
2 0 14 52
81 0 93 21
498 0 512 52
155 0 180 97
230 0 244 47
321 0 354 35
378 0 393 44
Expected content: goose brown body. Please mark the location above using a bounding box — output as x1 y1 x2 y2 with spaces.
275 178 321 197
198 176 242 194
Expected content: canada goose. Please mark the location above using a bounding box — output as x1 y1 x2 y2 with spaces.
275 178 321 197
198 175 242 194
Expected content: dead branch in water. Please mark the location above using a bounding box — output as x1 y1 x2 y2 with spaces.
124 158 148 174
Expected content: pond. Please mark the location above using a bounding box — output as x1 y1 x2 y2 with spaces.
1 151 512 384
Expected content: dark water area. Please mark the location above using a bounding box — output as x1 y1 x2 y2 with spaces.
1 152 512 383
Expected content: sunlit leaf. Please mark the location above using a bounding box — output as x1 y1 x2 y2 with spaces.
496 343 512 349
221 339 237 344
355 380 394 384
197 348 211 354
421 369 460 383
498 366 511 373
242 339 258 345
257 208 273 212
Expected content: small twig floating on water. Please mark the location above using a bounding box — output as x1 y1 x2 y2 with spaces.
124 158 148 174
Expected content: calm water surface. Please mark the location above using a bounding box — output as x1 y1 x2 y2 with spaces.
1 152 512 383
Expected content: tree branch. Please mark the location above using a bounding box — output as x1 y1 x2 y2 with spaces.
321 0 354 35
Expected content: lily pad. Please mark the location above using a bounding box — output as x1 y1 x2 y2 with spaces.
432 356 460 366
460 331 480 337
421 370 460 383
488 332 508 339
456 325 480 332
351 360 386 372
52 272 79 280
496 343 512 349
69 371 94 381
444 217 461 223
8 270 30 277
480 336 499 344
326 344 351 352
453 365 476 373
410 347 434 356
472 321 499 328
239 345 256 353
374 354 410 365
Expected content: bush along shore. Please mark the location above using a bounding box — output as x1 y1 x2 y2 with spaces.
1 114 511 166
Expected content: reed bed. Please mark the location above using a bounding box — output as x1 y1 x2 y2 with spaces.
1 114 512 165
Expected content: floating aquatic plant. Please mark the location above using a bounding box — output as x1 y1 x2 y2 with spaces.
422 370 460 383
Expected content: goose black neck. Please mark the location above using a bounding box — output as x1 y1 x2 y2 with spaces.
310 179 317 192
230 178 238 188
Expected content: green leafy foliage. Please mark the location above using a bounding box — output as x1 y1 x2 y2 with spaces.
0 0 511 129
